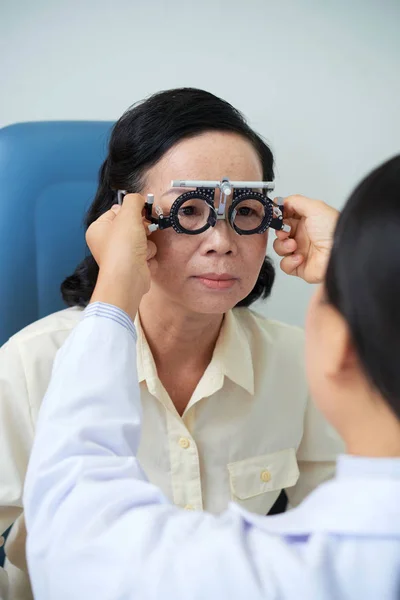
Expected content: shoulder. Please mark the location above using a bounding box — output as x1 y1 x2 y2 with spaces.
232 307 305 356
0 308 84 419
1 307 83 361
231 307 307 394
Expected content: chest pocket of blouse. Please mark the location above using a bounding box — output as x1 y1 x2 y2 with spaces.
227 448 300 514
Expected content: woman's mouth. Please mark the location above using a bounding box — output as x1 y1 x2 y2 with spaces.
194 273 238 290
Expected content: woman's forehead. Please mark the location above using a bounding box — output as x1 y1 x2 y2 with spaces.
146 132 263 188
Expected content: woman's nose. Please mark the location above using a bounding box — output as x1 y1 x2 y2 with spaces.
202 220 237 255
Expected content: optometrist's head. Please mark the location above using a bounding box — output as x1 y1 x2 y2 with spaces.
305 155 400 452
62 88 276 314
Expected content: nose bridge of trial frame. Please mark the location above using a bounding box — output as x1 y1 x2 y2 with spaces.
171 177 275 220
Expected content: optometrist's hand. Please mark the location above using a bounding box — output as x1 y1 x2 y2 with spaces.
273 195 339 284
87 194 157 320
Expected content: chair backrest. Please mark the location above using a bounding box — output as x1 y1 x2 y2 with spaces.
0 121 113 346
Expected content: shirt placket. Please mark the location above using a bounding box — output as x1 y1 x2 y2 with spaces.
137 317 230 513
167 410 203 511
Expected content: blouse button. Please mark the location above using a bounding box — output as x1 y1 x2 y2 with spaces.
179 437 190 449
260 470 271 483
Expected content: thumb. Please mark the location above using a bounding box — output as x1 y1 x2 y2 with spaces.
283 195 318 219
94 205 120 224
119 193 146 221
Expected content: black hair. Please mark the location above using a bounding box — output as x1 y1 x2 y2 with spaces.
325 154 400 420
61 88 275 308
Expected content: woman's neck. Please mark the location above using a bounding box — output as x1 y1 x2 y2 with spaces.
138 293 224 373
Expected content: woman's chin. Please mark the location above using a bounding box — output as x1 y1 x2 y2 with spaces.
150 279 250 314
181 290 246 315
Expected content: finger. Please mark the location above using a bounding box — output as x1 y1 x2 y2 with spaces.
95 206 120 223
283 195 320 218
273 237 297 257
274 230 289 241
120 193 146 220
146 240 157 261
279 253 304 276
110 204 121 215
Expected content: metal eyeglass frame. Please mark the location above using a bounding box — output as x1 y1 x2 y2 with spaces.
117 177 290 235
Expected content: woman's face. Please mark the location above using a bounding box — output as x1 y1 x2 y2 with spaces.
141 132 269 314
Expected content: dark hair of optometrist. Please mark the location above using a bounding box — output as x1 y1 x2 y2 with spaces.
325 154 400 420
61 87 275 308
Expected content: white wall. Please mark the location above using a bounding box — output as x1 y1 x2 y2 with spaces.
1 0 399 326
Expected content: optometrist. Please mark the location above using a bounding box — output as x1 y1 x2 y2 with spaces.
23 167 400 600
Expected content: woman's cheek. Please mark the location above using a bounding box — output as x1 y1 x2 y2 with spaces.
150 233 196 276
242 234 268 270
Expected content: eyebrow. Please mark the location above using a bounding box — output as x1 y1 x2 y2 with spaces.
161 186 196 197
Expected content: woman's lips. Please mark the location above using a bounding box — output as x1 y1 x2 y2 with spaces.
194 274 237 290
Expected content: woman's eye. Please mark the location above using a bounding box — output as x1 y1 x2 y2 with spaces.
237 206 253 216
179 206 197 216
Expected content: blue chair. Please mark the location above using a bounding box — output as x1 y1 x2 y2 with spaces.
0 120 113 566
0 121 113 347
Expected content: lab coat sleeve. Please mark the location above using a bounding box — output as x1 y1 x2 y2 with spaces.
22 303 317 600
